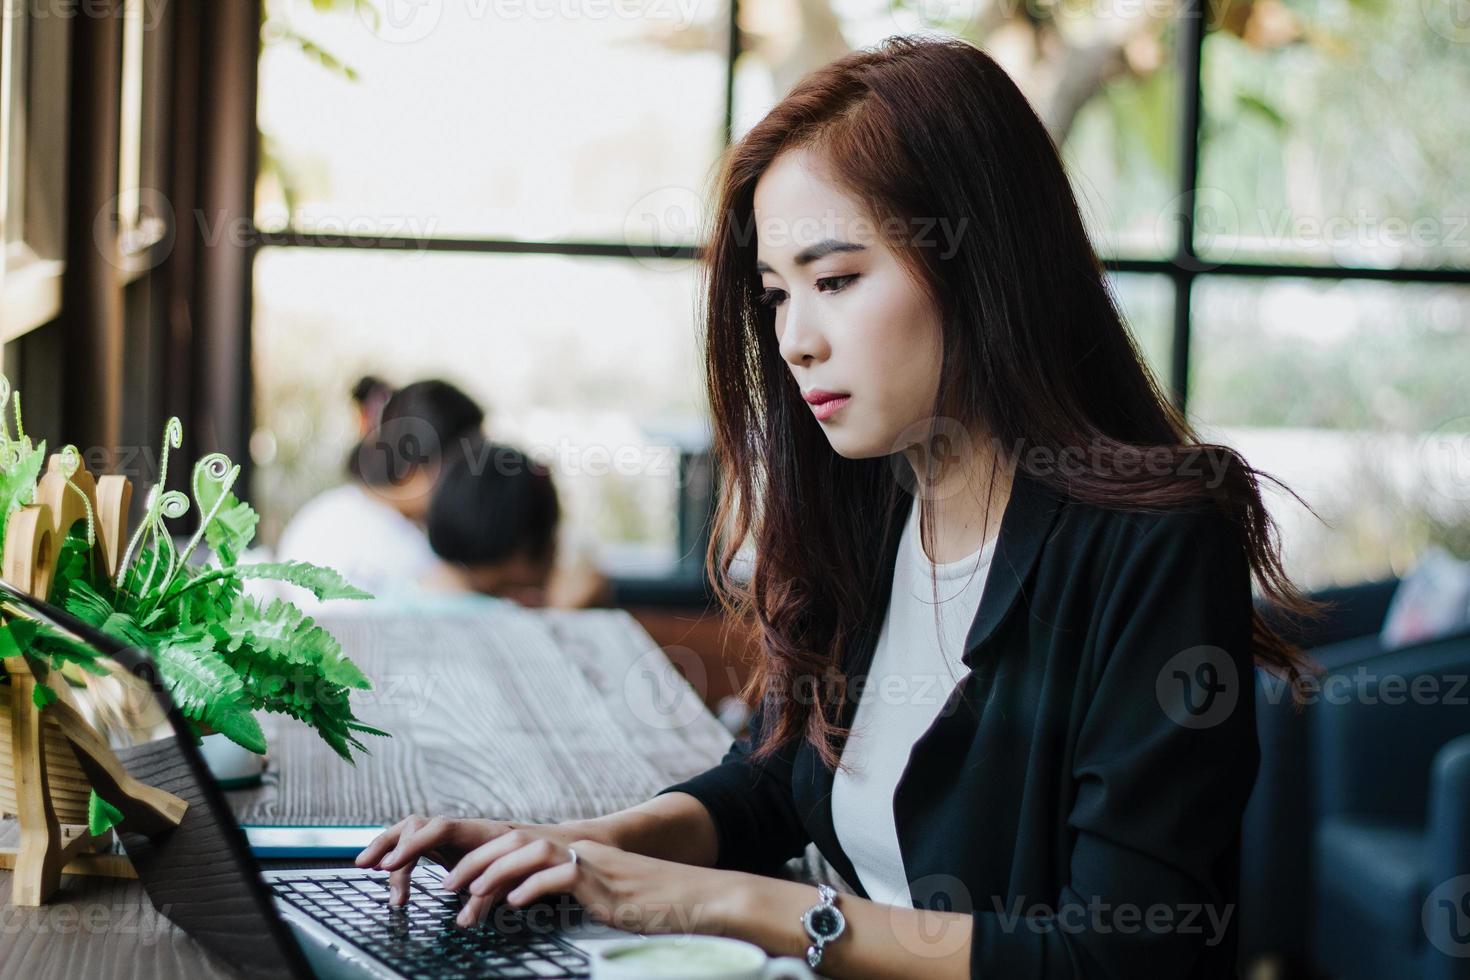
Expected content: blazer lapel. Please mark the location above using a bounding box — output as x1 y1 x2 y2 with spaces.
792 469 1065 897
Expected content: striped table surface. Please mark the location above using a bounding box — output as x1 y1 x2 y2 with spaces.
0 598 840 979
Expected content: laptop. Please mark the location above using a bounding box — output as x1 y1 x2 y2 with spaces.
0 581 647 979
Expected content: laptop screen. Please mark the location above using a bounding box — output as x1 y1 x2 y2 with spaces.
0 583 313 980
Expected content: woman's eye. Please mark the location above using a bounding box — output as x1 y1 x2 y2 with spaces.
816 274 859 293
756 275 857 309
757 288 786 309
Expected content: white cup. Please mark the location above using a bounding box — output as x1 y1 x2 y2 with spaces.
589 935 818 980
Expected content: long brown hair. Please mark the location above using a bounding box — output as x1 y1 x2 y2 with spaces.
699 35 1324 771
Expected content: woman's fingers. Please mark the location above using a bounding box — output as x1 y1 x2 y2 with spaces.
375 816 463 906
465 838 564 902
355 813 423 868
504 859 581 909
456 892 494 929
447 838 580 927
439 829 527 893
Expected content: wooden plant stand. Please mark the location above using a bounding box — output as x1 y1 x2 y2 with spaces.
0 455 188 905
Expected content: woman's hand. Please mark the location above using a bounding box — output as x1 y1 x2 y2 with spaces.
355 814 608 910
444 835 737 936
355 814 739 935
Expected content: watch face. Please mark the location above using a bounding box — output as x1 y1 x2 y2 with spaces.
804 905 846 940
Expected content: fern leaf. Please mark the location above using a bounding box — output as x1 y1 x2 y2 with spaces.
88 790 126 837
203 494 259 566
222 561 372 601
153 636 267 754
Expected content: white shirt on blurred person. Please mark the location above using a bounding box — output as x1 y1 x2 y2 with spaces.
266 482 448 607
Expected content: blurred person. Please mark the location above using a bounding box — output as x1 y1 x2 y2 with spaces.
424 443 610 609
351 374 394 438
273 379 486 602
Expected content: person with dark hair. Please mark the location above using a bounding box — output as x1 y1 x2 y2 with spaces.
362 36 1326 978
274 379 487 603
350 375 393 438
425 444 557 604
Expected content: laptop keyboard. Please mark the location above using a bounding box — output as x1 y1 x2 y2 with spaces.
270 872 592 978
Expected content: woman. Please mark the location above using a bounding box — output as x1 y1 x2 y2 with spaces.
356 36 1320 978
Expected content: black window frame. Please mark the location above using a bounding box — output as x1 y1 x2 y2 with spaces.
249 0 1470 598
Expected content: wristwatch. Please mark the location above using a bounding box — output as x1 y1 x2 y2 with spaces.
800 883 846 969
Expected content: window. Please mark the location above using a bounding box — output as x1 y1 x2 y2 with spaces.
116 0 168 281
252 0 1470 588
0 2 24 254
252 0 725 574
0 1 64 343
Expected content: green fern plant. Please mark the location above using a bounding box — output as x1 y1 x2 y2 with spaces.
0 379 388 832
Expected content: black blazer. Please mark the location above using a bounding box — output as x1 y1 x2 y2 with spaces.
656 469 1259 979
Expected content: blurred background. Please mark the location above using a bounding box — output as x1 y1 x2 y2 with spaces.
3 3 1470 975
242 0 1470 593
5 0 1468 592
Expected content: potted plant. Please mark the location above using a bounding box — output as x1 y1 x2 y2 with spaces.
0 377 385 902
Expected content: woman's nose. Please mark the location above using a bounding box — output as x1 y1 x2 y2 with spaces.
777 303 829 366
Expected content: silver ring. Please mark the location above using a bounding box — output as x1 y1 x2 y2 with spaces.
567 846 579 868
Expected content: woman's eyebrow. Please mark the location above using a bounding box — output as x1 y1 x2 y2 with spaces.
755 239 867 274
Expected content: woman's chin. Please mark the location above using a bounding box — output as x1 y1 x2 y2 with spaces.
822 429 888 461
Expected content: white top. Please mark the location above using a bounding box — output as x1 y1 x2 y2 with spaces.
267 483 446 606
829 497 998 907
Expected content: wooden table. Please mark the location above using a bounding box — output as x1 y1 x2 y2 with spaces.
0 598 831 978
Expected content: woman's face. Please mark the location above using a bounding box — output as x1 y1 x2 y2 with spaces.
752 147 945 460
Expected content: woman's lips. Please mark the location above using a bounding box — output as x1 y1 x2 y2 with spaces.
810 395 851 421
